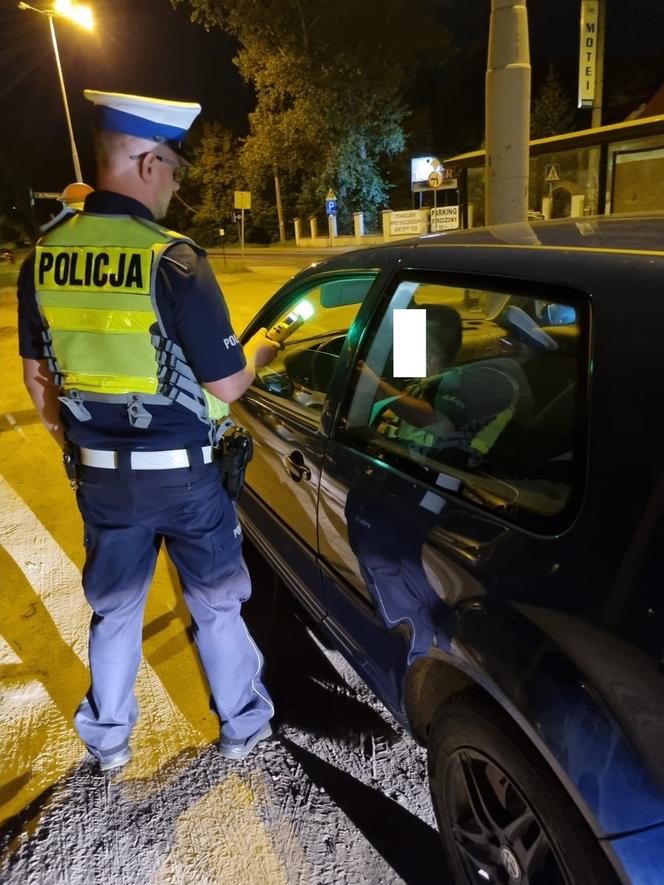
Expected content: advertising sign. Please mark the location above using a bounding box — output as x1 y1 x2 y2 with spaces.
411 157 440 192
390 209 429 236
430 206 460 232
578 0 599 108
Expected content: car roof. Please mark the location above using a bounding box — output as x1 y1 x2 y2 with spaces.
303 213 664 279
421 212 664 253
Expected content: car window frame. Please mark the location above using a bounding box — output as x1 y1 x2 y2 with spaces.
239 268 386 429
332 267 594 538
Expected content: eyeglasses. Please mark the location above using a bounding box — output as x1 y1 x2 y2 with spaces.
129 152 188 183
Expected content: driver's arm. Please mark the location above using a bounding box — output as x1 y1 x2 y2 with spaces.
358 361 438 427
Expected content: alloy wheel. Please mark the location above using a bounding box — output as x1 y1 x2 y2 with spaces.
443 748 572 884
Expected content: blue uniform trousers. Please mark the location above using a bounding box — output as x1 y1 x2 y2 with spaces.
72 459 273 762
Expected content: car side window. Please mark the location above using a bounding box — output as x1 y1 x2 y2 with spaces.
340 276 589 533
253 272 378 411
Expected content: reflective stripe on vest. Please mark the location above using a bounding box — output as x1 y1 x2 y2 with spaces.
35 213 227 422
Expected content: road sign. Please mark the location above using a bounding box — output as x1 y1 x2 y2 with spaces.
545 164 561 182
234 190 251 209
430 205 460 232
325 188 338 216
234 191 251 266
428 170 444 189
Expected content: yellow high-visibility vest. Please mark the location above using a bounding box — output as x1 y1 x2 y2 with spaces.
34 211 227 424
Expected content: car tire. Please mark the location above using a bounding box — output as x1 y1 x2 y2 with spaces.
427 691 619 885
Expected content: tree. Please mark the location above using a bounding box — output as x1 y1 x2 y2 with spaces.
189 121 242 238
165 121 242 245
531 65 575 140
172 0 452 235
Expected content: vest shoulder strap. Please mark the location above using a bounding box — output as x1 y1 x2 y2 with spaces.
38 207 77 237
132 216 206 255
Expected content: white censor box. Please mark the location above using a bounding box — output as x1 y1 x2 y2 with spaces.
393 309 427 377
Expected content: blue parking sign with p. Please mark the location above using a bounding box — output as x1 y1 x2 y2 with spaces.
326 199 337 216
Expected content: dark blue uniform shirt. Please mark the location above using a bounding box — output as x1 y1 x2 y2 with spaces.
18 191 246 450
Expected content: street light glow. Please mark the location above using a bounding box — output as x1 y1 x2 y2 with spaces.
54 0 94 30
18 0 93 179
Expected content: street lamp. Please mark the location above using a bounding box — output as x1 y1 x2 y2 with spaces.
18 0 94 183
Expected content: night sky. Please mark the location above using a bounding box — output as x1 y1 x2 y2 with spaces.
1 0 250 192
1 0 663 196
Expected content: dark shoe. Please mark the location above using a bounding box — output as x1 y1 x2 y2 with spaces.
97 746 132 772
218 721 273 760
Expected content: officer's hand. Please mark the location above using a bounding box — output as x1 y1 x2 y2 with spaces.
246 328 281 368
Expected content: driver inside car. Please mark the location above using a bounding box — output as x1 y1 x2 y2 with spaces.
360 303 557 468
358 303 463 439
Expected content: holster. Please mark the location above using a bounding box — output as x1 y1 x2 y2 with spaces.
214 426 253 501
62 441 80 490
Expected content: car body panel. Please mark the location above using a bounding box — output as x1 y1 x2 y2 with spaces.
608 820 664 885
317 435 664 836
235 218 664 880
232 392 327 615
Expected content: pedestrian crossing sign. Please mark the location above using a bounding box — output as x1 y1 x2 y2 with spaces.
545 164 561 182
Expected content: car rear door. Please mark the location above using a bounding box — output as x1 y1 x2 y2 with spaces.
317 262 592 720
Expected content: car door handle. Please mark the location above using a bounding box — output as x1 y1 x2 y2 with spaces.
283 451 312 483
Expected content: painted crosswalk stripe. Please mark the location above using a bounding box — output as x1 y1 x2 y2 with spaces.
0 474 208 766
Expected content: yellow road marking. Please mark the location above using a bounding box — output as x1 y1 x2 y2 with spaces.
0 476 212 822
152 774 290 885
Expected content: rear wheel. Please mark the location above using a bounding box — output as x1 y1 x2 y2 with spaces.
427 692 618 885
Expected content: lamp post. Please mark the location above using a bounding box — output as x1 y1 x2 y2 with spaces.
18 1 94 183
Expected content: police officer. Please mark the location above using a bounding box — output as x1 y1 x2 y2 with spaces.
17 90 280 771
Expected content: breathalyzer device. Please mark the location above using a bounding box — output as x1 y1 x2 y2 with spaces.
267 299 315 344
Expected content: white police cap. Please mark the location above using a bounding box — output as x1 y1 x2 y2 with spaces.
499 305 558 352
83 90 201 156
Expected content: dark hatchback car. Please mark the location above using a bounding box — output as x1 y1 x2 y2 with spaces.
232 215 664 885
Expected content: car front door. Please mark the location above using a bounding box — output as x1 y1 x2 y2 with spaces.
233 270 379 618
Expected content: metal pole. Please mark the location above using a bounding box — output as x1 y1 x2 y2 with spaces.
240 207 245 267
274 169 286 243
585 0 606 214
48 13 83 182
485 0 531 226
